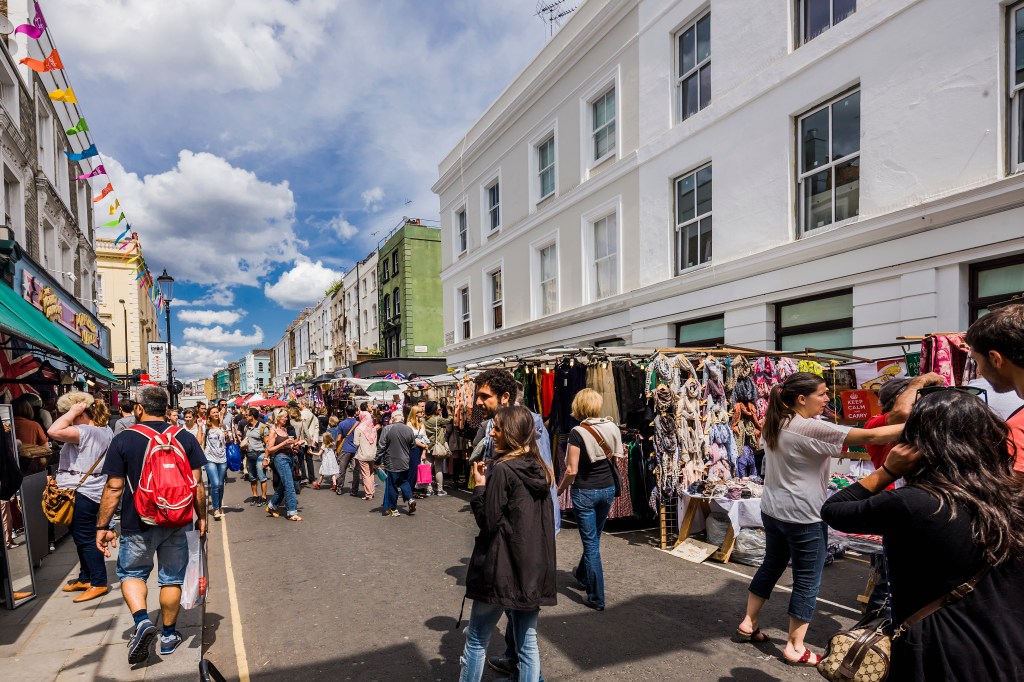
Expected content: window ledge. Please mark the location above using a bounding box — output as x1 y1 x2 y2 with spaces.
487 228 502 239
800 215 861 238
676 261 714 277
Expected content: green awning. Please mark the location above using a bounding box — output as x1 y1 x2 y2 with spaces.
0 283 119 383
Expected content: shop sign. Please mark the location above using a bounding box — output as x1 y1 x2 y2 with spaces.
904 352 921 377
148 342 168 382
15 259 110 358
841 390 881 420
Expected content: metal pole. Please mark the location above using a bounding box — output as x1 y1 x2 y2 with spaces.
164 301 175 407
119 299 129 377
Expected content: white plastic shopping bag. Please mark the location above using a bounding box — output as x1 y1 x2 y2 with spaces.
180 528 208 609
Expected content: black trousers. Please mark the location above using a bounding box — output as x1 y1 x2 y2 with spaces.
299 446 316 483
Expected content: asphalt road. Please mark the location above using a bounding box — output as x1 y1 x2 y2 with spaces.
202 472 866 681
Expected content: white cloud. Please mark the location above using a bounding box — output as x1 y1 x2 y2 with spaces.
172 343 231 380
177 309 244 326
182 325 265 346
263 260 342 308
173 284 237 308
361 186 385 212
94 152 302 287
327 214 358 240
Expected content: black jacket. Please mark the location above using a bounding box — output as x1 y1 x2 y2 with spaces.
466 457 557 610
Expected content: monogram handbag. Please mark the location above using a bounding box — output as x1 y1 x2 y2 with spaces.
817 565 990 682
42 454 105 525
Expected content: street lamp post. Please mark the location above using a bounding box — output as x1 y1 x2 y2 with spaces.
156 269 175 407
118 298 129 379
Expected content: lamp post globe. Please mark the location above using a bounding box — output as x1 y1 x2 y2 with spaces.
156 269 175 407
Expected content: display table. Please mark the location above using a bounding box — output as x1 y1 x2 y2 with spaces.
676 491 762 563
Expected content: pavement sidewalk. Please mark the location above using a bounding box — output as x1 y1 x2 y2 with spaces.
0 534 201 681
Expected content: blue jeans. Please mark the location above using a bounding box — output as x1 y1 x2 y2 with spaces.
116 526 189 587
571 485 615 609
71 494 107 587
459 600 540 682
748 512 827 622
407 446 424 488
205 461 227 511
268 455 298 516
384 469 412 510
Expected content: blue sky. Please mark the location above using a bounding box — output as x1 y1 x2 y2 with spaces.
44 0 553 378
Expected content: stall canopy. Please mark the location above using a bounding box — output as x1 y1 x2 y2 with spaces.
0 283 118 383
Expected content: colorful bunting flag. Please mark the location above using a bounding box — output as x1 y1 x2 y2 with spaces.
13 2 46 40
48 87 76 103
65 118 88 135
20 49 62 73
64 143 98 162
76 165 105 180
108 199 120 214
92 183 113 202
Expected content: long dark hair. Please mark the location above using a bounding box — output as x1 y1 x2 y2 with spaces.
493 406 554 487
762 372 826 449
901 391 1024 564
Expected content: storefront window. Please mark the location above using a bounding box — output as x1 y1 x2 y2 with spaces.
970 255 1024 321
676 314 725 347
776 290 853 352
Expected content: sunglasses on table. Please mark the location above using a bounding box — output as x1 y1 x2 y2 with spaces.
915 385 988 404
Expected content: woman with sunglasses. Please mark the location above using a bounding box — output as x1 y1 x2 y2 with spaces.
736 372 904 666
822 388 1024 681
458 406 556 682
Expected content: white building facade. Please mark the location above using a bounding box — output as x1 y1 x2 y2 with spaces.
271 332 291 388
434 0 1024 365
308 297 333 376
340 251 379 366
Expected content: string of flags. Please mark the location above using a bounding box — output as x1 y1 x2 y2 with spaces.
12 1 166 313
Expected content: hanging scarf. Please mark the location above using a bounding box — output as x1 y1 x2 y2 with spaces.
357 411 377 445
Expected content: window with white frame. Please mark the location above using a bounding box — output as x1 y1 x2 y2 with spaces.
798 89 860 232
371 304 377 329
0 61 17 123
96 273 104 304
591 88 616 161
3 170 22 244
381 259 389 282
489 269 503 331
538 136 555 200
797 0 856 46
382 294 390 322
459 286 471 340
456 207 468 253
677 12 711 121
393 287 401 317
591 213 618 300
486 181 500 231
391 250 399 275
675 164 712 272
1010 3 1024 172
539 243 558 316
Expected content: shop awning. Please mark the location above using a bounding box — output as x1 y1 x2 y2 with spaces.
0 283 119 383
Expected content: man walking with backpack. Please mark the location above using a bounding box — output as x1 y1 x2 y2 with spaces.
94 386 207 665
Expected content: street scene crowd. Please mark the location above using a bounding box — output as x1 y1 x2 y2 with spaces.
20 304 1023 679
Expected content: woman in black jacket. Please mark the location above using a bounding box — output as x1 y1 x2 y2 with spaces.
459 406 556 682
821 389 1024 681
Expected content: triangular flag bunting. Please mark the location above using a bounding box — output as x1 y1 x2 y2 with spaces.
66 118 89 135
108 200 120 215
92 183 113 202
76 165 105 181
14 2 46 40
65 144 98 162
20 49 62 73
48 88 76 103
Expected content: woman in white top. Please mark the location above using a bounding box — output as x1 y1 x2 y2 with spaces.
204 406 230 520
736 372 903 667
48 392 113 603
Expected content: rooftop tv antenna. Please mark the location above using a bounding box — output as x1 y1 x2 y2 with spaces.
535 0 577 38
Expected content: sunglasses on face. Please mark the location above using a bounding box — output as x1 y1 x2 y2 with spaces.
916 385 988 404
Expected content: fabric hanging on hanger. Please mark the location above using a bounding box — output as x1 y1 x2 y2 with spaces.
586 361 620 425
549 359 587 434
540 369 554 419
920 334 973 387
702 356 728 422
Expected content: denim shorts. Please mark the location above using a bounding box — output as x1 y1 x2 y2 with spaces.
116 526 190 587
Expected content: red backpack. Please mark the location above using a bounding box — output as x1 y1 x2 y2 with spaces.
127 424 197 528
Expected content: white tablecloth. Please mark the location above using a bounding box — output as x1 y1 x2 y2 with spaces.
677 491 762 536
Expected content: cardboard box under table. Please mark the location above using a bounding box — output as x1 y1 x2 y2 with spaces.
675 491 762 563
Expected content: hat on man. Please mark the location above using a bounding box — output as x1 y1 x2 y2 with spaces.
878 377 911 412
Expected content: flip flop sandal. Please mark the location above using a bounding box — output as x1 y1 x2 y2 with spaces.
286 515 302 521
785 648 822 666
266 509 280 518
735 627 769 643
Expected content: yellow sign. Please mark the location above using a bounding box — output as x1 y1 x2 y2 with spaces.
73 312 98 346
39 287 61 322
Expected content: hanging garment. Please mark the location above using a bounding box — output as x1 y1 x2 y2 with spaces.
645 355 681 394
549 361 587 435
920 334 973 387
702 356 728 422
586 362 620 425
614 362 648 429
731 355 758 404
541 369 554 419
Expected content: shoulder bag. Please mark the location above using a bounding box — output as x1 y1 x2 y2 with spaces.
817 565 990 682
42 453 105 525
577 422 622 498
429 418 452 459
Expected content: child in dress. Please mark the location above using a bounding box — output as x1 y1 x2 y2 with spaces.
313 433 340 490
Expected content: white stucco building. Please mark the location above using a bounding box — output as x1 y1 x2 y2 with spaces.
434 0 1024 366
340 251 379 366
308 296 333 376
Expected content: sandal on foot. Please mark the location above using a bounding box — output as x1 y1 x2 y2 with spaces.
266 509 280 518
784 648 822 666
735 627 769 643
286 515 302 521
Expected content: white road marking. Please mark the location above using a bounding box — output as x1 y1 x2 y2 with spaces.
221 518 252 682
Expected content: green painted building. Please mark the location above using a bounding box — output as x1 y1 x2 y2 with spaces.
378 220 443 358
214 368 230 398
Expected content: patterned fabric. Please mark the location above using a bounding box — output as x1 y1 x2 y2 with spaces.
920 334 973 387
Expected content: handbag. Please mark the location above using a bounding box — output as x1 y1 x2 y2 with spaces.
42 453 105 525
416 462 433 486
226 443 242 472
578 422 623 498
817 565 990 682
